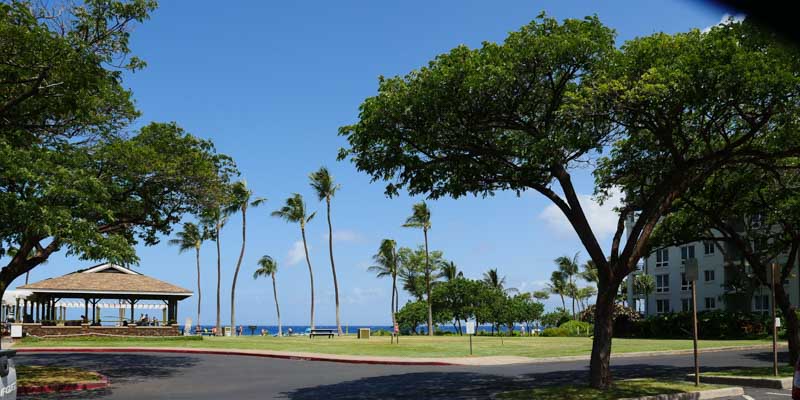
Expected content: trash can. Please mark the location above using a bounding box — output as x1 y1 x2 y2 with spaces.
0 349 17 400
357 328 370 339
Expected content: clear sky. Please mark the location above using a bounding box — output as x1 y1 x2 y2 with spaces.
16 0 734 325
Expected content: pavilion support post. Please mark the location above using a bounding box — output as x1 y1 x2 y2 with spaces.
23 300 28 321
129 299 138 324
35 301 40 322
84 298 89 323
162 307 167 325
167 299 177 324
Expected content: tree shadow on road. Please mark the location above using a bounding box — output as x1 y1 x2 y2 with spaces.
16 353 200 399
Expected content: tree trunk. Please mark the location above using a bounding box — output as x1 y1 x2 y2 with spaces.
590 283 618 389
272 273 282 337
560 294 566 311
390 274 397 332
195 246 202 331
301 225 315 330
424 228 433 336
326 197 342 335
774 283 799 365
231 207 247 333
215 221 222 336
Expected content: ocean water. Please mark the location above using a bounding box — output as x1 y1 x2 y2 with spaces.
195 324 529 336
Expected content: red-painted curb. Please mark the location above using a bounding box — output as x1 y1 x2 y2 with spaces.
17 373 109 395
15 347 457 366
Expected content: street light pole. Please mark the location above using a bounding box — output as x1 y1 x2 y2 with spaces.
692 279 699 386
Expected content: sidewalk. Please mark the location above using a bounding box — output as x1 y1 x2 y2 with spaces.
12 343 780 367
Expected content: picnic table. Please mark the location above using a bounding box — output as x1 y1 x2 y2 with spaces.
309 328 335 338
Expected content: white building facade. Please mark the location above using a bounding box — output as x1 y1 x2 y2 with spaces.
626 235 800 317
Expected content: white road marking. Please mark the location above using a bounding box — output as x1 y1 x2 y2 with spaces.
764 392 791 397
742 395 755 400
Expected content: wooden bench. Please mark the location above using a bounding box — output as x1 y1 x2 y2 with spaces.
309 328 335 338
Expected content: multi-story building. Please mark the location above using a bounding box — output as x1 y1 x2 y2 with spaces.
625 224 799 316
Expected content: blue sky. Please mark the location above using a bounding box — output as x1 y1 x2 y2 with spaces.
15 0 733 325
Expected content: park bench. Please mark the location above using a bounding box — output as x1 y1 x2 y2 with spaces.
309 328 335 338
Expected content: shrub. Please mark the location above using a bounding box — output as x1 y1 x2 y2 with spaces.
615 311 770 339
541 327 569 337
559 320 593 337
541 309 571 328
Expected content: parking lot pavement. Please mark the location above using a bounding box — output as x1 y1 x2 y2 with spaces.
739 387 792 399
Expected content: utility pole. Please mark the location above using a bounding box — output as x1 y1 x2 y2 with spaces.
686 258 700 386
772 262 778 377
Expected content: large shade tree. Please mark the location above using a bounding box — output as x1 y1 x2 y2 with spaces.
272 194 317 329
338 15 799 387
224 180 266 332
309 167 343 335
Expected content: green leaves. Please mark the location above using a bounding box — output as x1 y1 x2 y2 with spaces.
339 14 616 199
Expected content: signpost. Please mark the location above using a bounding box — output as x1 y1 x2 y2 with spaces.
466 321 475 355
393 321 399 344
685 258 700 386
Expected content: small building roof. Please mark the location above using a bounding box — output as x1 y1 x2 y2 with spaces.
17 263 192 300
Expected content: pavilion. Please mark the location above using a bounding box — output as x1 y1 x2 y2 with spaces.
9 263 192 337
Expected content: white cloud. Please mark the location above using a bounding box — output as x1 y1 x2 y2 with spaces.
285 240 307 266
325 229 363 243
538 188 623 240
702 13 745 33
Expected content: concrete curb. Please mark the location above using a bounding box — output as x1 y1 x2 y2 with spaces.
17 372 109 395
686 373 792 389
620 386 745 400
15 347 456 366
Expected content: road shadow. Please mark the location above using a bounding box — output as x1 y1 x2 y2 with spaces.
281 364 707 400
15 352 200 399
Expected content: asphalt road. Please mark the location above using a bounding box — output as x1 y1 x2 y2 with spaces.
13 348 794 399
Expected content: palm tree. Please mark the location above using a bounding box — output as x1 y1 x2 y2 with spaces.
634 274 655 315
254 255 281 337
555 253 580 317
272 194 317 329
532 290 550 301
576 286 597 312
223 180 266 333
168 222 205 330
439 261 462 281
368 239 399 331
581 260 599 284
482 268 518 294
547 270 568 310
403 202 433 336
309 167 343 336
201 208 227 335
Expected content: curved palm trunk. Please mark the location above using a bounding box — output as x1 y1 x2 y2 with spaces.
231 207 247 332
195 245 202 330
326 197 342 335
215 221 222 336
272 273 282 337
424 228 432 336
301 225 315 330
390 273 397 332
559 294 566 311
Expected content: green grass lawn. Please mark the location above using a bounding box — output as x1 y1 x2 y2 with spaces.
704 365 794 378
16 365 103 387
16 334 774 359
496 379 723 400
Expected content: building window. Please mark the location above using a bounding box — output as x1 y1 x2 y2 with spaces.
704 270 715 282
681 245 695 264
657 299 671 314
703 241 715 255
656 248 669 268
681 298 692 312
681 273 690 291
656 274 670 293
705 297 716 310
753 295 769 312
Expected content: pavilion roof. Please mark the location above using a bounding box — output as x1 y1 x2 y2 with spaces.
17 263 192 299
